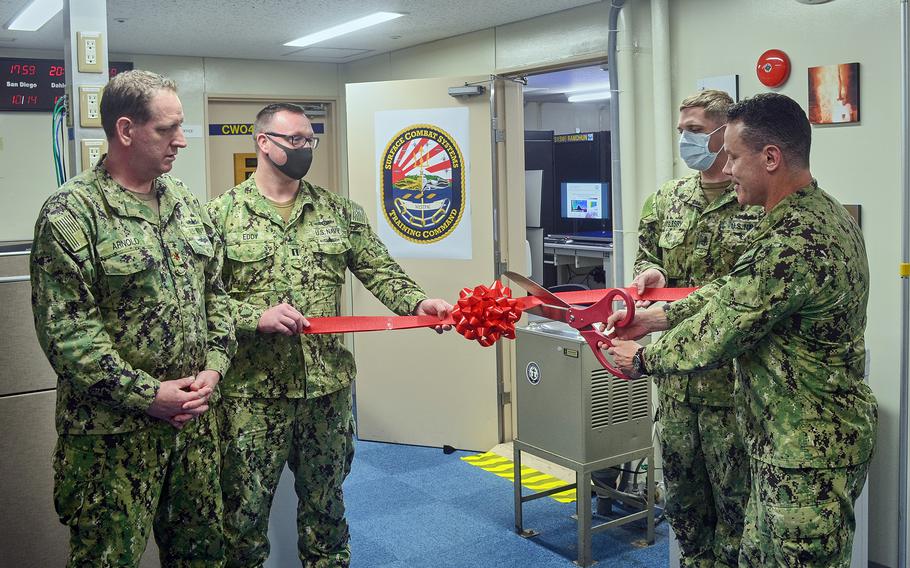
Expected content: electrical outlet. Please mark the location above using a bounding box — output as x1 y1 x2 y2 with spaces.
85 39 96 65
78 86 103 128
86 93 98 119
76 32 104 73
81 139 107 171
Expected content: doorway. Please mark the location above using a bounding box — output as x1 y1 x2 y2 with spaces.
520 64 613 289
205 98 338 199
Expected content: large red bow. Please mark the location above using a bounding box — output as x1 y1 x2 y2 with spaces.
450 282 522 347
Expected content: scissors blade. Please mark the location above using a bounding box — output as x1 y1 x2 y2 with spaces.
524 302 572 322
502 271 571 308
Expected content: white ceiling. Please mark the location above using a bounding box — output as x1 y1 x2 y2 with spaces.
524 64 610 102
0 0 602 63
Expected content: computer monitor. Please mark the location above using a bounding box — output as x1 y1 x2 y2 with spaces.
553 181 611 240
560 182 610 222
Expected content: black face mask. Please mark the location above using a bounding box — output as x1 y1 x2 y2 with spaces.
266 138 313 180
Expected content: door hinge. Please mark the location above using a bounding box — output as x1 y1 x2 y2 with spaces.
494 129 506 143
501 391 512 405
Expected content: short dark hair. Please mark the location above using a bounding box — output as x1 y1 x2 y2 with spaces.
253 102 307 137
100 69 177 138
726 93 811 168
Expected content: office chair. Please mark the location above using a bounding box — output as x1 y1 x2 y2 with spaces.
547 283 589 293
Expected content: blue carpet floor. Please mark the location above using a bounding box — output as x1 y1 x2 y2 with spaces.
345 439 669 567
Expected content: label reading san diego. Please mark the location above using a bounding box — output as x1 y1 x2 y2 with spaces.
380 124 465 244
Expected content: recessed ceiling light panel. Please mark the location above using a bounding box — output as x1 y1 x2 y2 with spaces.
6 0 62 32
285 12 404 48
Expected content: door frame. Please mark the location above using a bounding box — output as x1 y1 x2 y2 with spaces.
203 93 341 200
494 56 610 441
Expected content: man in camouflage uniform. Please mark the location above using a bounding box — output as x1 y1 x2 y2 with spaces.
30 70 236 567
208 103 452 568
622 90 762 567
607 93 877 567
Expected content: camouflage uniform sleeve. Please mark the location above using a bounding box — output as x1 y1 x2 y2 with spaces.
633 191 666 279
646 244 809 375
346 202 427 315
198 203 236 376
664 277 724 327
30 205 159 412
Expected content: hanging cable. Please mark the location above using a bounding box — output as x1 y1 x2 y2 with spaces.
51 95 67 185
58 100 66 179
51 101 60 185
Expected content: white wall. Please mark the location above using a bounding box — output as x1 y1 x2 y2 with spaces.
523 101 611 134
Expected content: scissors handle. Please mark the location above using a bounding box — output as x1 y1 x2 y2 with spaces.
572 288 636 380
567 288 635 330
579 329 631 380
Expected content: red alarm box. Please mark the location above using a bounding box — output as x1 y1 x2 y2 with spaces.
756 49 791 88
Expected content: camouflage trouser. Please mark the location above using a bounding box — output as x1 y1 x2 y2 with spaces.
659 390 750 568
53 410 224 568
738 458 869 567
218 387 355 568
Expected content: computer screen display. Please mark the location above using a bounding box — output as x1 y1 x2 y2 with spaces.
560 182 610 221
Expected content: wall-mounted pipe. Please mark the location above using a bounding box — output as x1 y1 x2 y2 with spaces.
651 0 673 186
608 0 627 287
899 2 909 566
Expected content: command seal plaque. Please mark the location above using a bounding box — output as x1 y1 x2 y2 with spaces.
380 124 465 244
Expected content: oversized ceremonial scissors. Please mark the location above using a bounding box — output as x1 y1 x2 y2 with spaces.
503 271 635 379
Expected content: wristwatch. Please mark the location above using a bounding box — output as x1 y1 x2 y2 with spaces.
632 346 648 376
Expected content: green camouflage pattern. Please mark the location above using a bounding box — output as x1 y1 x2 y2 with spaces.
739 458 868 567
657 390 749 567
207 175 427 399
31 159 236 435
53 404 224 567
633 174 758 566
636 173 763 405
651 181 878 469
218 387 355 567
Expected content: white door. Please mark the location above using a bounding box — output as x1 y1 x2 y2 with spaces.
345 76 526 451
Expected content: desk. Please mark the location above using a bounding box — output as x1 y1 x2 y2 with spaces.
544 242 614 288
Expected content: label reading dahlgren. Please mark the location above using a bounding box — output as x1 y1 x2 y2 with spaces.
563 348 579 358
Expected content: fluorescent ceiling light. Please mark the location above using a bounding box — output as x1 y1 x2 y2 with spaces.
285 12 404 47
6 0 62 31
567 91 612 103
561 83 611 94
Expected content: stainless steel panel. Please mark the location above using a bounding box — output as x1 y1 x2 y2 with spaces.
0 390 68 567
0 250 57 396
515 324 651 464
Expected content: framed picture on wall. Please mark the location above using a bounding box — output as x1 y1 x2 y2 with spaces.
808 62 860 124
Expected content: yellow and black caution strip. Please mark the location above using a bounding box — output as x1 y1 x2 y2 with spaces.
460 451 576 503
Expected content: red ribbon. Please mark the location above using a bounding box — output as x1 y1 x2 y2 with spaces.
302 281 696 344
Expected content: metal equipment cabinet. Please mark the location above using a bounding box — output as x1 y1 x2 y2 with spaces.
0 242 162 567
513 320 655 567
0 242 69 566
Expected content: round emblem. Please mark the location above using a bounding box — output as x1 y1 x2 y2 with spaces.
526 362 541 386
380 124 465 244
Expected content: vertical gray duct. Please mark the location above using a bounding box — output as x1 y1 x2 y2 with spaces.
900 2 909 566
608 0 627 287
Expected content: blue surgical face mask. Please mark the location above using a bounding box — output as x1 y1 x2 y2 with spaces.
678 124 725 171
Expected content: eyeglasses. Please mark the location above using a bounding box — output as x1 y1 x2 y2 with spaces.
265 132 319 149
